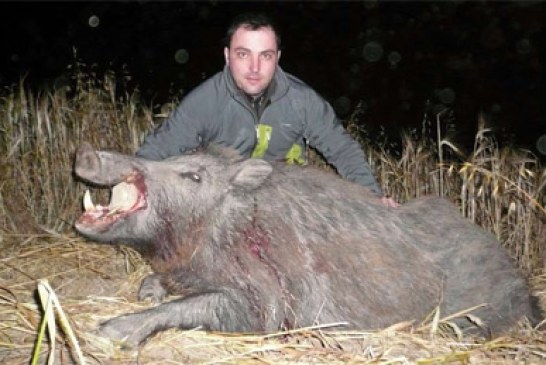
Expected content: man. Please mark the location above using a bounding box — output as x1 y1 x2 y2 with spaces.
137 12 398 207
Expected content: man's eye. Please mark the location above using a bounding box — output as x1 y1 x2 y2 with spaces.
263 52 278 61
237 52 247 58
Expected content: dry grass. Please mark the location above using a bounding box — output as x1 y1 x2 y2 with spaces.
0 66 545 363
1 235 545 364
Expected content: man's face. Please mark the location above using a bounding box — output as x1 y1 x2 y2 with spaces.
224 26 281 97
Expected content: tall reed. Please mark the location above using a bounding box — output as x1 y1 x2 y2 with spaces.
0 66 153 232
352 112 545 273
1 67 544 273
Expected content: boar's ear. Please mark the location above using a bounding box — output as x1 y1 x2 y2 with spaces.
230 159 273 191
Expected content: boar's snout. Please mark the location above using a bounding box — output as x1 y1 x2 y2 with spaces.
75 143 145 186
75 142 101 182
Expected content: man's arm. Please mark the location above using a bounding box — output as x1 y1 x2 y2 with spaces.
302 90 383 196
136 99 206 161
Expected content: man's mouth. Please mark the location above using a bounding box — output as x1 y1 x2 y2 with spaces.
246 74 261 82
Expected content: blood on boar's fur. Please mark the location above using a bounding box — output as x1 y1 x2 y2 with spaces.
73 142 540 347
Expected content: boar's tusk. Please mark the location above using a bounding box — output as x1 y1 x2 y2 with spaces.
83 190 95 211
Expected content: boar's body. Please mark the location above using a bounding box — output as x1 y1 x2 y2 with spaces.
74 143 537 346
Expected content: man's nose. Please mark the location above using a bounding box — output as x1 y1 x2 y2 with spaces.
249 55 260 72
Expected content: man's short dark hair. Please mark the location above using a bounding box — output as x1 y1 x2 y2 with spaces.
224 12 282 50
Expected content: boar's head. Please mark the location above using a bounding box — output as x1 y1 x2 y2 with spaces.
74 142 273 249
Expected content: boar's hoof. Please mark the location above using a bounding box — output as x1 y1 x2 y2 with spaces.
97 314 149 349
138 274 167 303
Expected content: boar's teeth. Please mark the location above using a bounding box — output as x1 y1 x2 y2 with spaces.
109 182 139 211
106 207 121 217
83 190 95 211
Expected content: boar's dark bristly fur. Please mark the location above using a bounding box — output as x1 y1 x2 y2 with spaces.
74 142 539 347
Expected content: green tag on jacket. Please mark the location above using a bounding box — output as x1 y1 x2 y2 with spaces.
252 124 305 165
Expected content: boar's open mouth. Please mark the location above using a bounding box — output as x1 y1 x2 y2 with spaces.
76 171 147 232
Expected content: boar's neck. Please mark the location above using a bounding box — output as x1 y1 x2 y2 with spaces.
144 215 210 274
142 197 264 275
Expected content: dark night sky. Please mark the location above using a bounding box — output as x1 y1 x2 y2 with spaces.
1 1 545 157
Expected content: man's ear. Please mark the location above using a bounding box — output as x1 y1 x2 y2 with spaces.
224 47 230 65
277 50 281 63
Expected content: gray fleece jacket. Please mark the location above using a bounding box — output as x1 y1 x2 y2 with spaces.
136 65 382 195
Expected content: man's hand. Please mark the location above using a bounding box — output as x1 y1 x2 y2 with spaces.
381 196 400 208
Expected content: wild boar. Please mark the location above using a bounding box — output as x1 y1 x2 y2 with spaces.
74 142 539 346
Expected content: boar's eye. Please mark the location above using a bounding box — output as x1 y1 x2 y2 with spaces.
179 172 201 183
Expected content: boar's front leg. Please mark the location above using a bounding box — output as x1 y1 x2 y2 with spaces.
98 289 261 347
